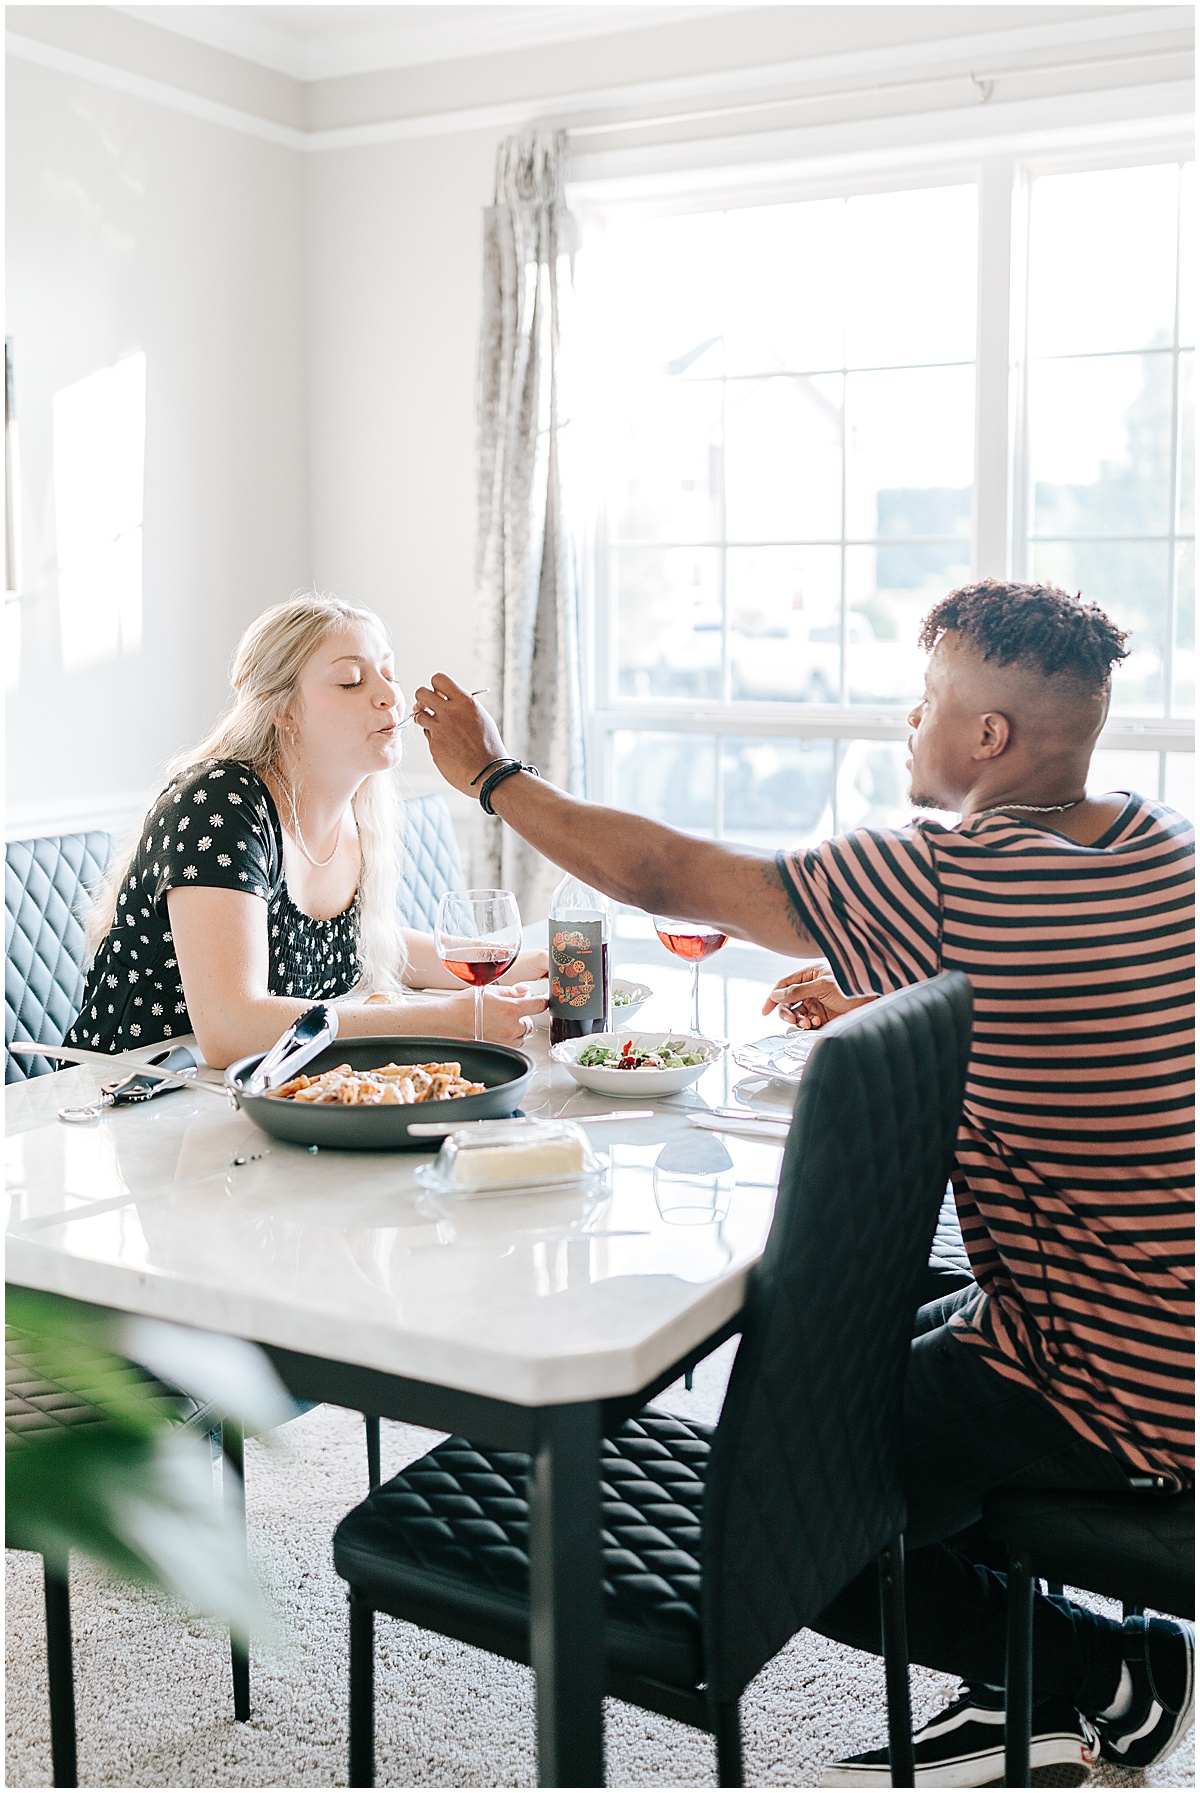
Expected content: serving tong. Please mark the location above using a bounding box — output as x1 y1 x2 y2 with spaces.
233 1004 339 1097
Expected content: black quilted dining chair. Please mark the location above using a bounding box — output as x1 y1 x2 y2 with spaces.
332 971 974 1787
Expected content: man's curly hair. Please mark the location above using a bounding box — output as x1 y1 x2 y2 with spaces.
919 579 1129 692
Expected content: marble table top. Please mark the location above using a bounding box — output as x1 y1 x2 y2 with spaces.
6 923 807 1406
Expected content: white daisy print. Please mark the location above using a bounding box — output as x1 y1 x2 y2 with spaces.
194 790 208 804
128 970 139 983
228 793 242 805
165 958 177 969
210 769 225 779
129 1024 141 1038
164 932 173 943
175 1002 187 1014
162 1025 172 1036
107 975 118 989
210 814 223 827
217 853 231 867
197 836 212 851
238 870 249 881
151 1004 163 1017
178 817 190 831
184 865 198 879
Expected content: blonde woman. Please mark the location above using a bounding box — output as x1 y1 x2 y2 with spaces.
70 595 546 1067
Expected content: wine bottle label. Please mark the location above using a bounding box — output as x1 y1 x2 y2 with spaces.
549 921 606 1023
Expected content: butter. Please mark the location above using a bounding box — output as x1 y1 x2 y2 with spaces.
451 1136 587 1190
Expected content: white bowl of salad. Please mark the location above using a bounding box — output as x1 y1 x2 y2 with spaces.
529 978 653 1031
551 1030 723 1097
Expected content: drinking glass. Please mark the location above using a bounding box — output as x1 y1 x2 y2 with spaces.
653 915 728 1034
435 889 522 1041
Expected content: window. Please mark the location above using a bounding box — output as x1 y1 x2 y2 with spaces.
1019 162 1193 724
581 154 1194 829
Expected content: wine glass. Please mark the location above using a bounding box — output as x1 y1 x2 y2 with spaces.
653 916 728 1035
435 889 522 1041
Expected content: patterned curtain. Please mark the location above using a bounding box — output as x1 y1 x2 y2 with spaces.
472 130 583 917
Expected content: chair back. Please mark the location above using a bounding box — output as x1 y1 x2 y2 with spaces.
5 833 114 1082
702 972 973 1701
398 796 465 931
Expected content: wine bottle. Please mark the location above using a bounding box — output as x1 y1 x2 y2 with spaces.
548 873 612 1045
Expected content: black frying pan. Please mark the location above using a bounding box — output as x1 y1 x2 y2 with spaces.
224 1035 534 1152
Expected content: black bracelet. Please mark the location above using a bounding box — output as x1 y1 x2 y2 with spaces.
469 756 509 788
479 759 540 814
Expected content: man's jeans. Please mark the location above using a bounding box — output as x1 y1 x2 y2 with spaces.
813 1286 1134 1714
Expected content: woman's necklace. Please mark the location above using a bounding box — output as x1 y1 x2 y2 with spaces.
283 786 344 868
971 798 1085 820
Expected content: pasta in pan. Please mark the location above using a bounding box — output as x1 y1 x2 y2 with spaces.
274 1061 485 1106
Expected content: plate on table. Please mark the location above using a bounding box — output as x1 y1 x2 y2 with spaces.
528 978 653 1030
551 1030 723 1098
732 1032 821 1087
225 1036 533 1151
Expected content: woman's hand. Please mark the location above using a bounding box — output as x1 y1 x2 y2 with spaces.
472 984 548 1045
762 962 877 1030
412 674 509 795
503 945 549 984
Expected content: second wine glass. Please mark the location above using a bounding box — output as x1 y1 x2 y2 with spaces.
653 916 728 1035
435 889 522 1041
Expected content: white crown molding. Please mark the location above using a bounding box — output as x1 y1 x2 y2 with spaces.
114 5 739 82
8 7 1193 157
6 32 306 148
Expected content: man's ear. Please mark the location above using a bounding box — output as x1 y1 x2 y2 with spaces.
973 711 1012 761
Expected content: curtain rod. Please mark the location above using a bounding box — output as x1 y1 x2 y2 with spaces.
563 43 1189 139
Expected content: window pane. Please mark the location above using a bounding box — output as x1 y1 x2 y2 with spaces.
844 185 977 368
611 381 722 543
612 732 716 833
845 365 974 542
721 736 834 848
727 545 841 702
1032 540 1169 714
1088 748 1160 802
1180 164 1195 350
1178 350 1194 533
724 199 845 375
599 211 725 379
1175 540 1194 717
836 740 909 831
724 374 842 542
1164 752 1194 818
845 543 966 705
1028 165 1179 357
613 547 721 700
1029 354 1173 537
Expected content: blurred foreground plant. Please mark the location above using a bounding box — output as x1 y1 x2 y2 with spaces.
6 1287 295 1635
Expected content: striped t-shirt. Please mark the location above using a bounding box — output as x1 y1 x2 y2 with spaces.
778 795 1194 1484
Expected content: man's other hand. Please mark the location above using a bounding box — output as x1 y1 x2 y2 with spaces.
762 962 877 1030
414 674 508 795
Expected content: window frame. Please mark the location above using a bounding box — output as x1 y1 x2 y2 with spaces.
575 132 1195 829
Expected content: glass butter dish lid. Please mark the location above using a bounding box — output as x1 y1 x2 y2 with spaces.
414 1118 602 1198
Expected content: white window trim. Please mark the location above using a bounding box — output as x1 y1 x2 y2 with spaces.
573 120 1195 821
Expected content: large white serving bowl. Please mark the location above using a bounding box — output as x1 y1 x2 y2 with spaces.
528 978 653 1031
550 1030 724 1098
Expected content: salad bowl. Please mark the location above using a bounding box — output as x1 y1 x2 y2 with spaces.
528 977 653 1031
550 1030 723 1098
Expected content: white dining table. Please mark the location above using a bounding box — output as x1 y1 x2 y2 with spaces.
6 924 803 1787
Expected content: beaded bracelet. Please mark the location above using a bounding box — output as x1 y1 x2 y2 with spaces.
478 759 540 815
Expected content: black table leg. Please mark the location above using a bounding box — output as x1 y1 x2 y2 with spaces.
222 1419 251 1722
527 1403 605 1787
43 1554 78 1787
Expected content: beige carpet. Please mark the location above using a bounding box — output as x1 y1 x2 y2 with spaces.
6 1343 1194 1788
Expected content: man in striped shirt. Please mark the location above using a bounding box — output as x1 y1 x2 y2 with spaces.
416 580 1194 1786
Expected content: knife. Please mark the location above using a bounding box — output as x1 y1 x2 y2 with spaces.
9 1039 230 1099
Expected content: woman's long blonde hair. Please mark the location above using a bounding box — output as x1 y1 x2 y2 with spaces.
87 594 406 994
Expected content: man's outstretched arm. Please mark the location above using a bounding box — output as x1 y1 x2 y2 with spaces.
414 674 821 957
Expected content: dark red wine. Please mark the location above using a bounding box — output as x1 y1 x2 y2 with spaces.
655 927 727 962
440 947 518 987
550 939 611 1044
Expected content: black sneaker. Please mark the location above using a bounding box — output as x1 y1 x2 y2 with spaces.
820 1682 1098 1786
1096 1615 1194 1768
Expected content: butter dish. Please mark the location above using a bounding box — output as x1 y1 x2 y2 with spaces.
414 1118 602 1198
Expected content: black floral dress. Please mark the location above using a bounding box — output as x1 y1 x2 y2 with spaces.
69 761 362 1054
